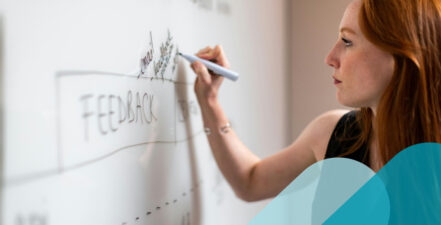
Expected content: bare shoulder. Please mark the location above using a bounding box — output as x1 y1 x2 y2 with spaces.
294 109 350 161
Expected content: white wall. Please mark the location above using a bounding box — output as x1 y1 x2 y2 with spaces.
291 0 353 139
0 0 290 225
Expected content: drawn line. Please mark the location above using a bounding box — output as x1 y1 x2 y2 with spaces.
56 70 194 86
3 131 204 187
174 77 178 144
128 179 202 223
54 73 63 172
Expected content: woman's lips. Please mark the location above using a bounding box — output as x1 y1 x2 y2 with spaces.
333 76 342 85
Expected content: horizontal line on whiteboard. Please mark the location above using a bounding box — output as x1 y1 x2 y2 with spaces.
2 130 204 188
56 70 195 86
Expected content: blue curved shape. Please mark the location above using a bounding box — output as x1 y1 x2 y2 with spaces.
246 143 441 225
324 143 441 224
322 173 390 225
247 158 377 225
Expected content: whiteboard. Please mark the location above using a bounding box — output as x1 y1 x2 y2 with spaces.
0 0 290 224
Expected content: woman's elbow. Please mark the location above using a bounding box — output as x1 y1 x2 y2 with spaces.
234 188 267 202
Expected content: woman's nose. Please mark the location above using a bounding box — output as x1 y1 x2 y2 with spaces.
325 45 340 69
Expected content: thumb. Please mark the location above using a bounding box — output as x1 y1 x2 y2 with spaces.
192 61 211 84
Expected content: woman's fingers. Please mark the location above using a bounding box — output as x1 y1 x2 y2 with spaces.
197 47 215 59
192 47 226 102
191 61 211 84
197 46 212 56
192 45 229 85
196 45 230 69
213 45 230 68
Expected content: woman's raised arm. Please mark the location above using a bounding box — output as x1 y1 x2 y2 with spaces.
191 45 348 201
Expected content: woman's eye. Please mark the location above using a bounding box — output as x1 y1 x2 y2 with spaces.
342 38 352 47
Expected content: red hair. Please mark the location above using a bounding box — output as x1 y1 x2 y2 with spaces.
342 0 441 165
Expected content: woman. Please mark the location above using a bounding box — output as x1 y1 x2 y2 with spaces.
190 0 441 202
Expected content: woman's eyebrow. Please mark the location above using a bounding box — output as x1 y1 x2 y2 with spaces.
340 27 357 35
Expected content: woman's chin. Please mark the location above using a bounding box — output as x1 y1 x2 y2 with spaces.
336 94 364 108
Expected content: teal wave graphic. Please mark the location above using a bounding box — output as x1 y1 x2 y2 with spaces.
325 143 441 224
247 143 441 225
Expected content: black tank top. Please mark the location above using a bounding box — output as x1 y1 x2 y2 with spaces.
312 111 370 224
324 110 370 167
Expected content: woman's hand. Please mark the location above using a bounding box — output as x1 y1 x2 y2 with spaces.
191 45 230 105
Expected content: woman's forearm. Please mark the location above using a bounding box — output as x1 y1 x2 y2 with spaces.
199 99 261 200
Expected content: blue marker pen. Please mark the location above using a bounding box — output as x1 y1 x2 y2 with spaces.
179 53 239 81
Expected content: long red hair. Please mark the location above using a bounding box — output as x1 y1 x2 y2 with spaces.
342 0 441 165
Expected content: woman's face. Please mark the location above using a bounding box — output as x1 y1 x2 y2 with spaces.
325 0 395 111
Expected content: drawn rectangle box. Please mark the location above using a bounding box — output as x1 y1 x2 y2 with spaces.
56 72 177 169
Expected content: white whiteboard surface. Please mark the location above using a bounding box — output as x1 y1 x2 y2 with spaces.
0 0 290 224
